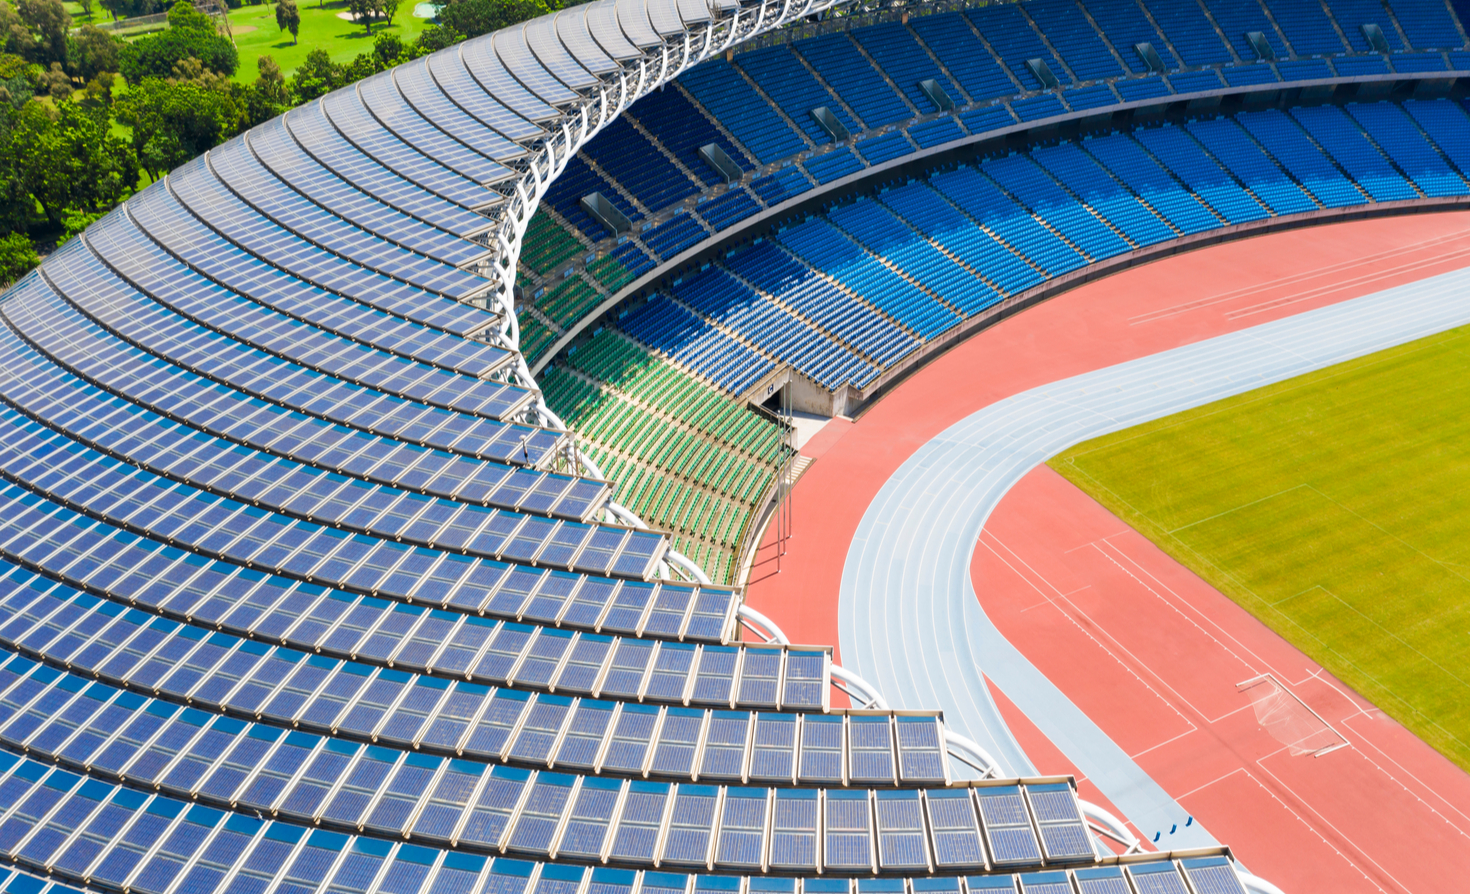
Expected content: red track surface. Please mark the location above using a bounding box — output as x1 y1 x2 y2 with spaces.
978 467 1470 892
744 212 1470 891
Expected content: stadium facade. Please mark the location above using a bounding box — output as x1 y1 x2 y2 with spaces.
3 0 1469 891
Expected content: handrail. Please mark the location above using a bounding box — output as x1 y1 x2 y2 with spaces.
942 729 1001 778
1078 800 1143 854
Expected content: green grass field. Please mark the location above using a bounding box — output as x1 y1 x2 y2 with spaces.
1050 324 1470 772
226 0 432 82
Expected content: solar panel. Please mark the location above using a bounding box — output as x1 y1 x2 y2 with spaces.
767 789 817 871
797 715 843 783
660 784 718 866
1026 784 1094 862
713 787 767 869
1181 857 1249 894
599 705 657 773
734 648 779 709
690 646 737 705
508 695 573 764
780 651 825 709
748 714 796 782
411 760 483 844
895 716 947 783
276 739 356 821
462 689 530 759
1017 871 1071 894
607 782 668 862
642 584 693 638
698 713 750 781
598 581 654 635
1073 867 1129 894
553 700 614 770
847 716 895 784
823 790 872 871
1129 862 1190 894
540 781 614 863
597 638 653 698
926 788 985 868
363 753 437 835
506 771 577 855
650 709 705 776
458 766 532 850
874 790 928 870
645 643 696 702
977 787 1042 866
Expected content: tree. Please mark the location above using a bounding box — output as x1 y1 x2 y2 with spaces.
274 0 298 44
115 75 246 181
373 0 400 29
435 0 554 40
74 0 92 20
289 46 339 101
0 232 37 287
35 59 68 97
118 17 238 81
67 23 119 79
414 22 462 53
15 0 69 66
0 2 33 60
246 53 288 125
166 0 215 32
5 98 138 227
346 0 373 34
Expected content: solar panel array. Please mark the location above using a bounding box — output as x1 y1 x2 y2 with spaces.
0 0 1331 889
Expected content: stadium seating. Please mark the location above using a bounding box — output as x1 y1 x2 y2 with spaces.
516 0 1470 260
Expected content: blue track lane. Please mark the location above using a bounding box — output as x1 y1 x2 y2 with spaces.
838 264 1470 849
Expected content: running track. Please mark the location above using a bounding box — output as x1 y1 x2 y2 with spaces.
744 213 1470 892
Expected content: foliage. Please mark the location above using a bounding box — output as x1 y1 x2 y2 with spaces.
118 0 237 82
345 0 398 35
1 0 70 67
245 53 289 124
436 0 555 40
287 45 337 100
274 0 298 44
1050 325 1470 772
59 204 105 242
98 0 161 21
115 73 246 181
68 23 120 80
1 98 138 228
0 231 37 286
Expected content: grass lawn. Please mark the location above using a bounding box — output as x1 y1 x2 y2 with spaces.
226 0 432 81
1050 324 1470 772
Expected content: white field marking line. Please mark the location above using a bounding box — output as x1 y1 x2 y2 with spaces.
1224 244 1470 320
1177 766 1388 893
1082 539 1262 724
1293 667 1377 725
1339 712 1470 834
1095 533 1290 683
1127 726 1202 763
977 531 1198 743
1128 228 1470 324
1162 485 1310 536
1255 753 1417 893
